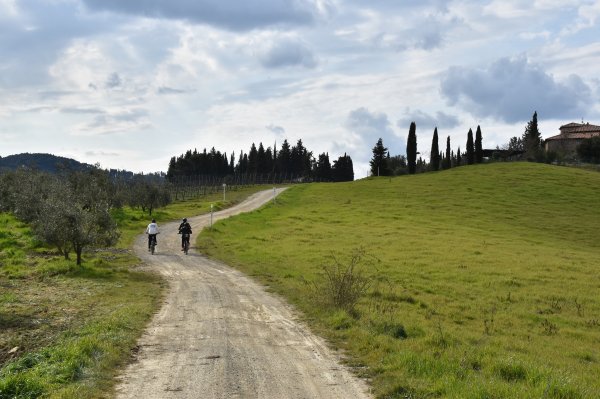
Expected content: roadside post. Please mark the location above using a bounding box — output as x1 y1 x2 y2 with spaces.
210 204 214 229
273 187 276 204
222 183 226 201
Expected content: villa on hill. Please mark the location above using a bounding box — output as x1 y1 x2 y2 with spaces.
545 122 600 156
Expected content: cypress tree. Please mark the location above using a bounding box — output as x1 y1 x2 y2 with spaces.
315 152 332 181
522 111 542 161
466 128 474 165
257 143 266 174
430 128 440 171
248 143 258 173
277 139 291 175
445 136 451 169
370 138 390 176
332 153 354 182
265 147 274 173
457 147 462 166
407 122 417 174
475 125 483 163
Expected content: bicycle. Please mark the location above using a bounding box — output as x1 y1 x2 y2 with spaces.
181 233 190 255
149 234 158 255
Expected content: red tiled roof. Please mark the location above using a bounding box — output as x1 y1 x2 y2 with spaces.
559 122 600 133
560 122 582 128
547 122 600 141
546 131 600 141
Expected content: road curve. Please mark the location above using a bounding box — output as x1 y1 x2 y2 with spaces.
114 188 371 399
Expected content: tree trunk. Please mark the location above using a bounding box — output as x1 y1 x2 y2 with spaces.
76 245 83 265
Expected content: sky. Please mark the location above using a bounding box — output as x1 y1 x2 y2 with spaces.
1 0 599 178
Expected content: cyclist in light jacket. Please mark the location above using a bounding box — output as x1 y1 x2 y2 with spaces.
145 219 159 250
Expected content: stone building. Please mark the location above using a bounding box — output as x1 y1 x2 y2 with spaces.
544 122 600 157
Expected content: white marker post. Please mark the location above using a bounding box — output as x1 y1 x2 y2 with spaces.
210 203 214 229
273 186 276 203
222 183 226 201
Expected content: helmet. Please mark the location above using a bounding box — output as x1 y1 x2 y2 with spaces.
183 218 187 222
151 219 156 223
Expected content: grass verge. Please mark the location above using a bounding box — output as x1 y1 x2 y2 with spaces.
200 163 600 398
0 184 271 398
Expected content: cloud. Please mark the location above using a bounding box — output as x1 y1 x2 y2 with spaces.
78 108 152 135
60 107 104 114
397 108 460 131
0 1 115 89
106 72 123 89
344 107 405 156
85 150 120 157
258 38 317 69
561 1 600 35
266 124 285 135
157 86 188 95
105 72 122 88
440 55 593 123
81 0 326 31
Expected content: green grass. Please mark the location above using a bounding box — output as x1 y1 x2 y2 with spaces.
112 185 275 247
200 163 600 398
0 184 270 398
0 213 164 398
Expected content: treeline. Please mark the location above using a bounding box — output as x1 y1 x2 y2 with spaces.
167 139 354 182
0 167 170 265
370 124 486 176
369 111 546 176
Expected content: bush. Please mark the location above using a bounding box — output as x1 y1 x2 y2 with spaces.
317 248 373 314
494 359 527 382
577 136 600 163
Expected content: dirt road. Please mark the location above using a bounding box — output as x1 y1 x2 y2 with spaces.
114 189 371 399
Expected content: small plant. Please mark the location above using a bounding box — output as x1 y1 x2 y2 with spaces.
541 318 559 335
550 296 564 312
434 320 448 349
317 248 373 314
586 319 599 328
495 359 527 382
483 306 497 335
373 320 408 339
573 298 584 317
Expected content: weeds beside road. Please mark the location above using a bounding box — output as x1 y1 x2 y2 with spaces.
201 163 600 398
0 185 269 398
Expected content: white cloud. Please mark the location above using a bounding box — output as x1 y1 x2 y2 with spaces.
0 0 18 17
266 124 286 135
257 37 317 69
75 108 152 136
441 55 593 123
561 1 600 35
2 0 600 176
81 0 329 31
397 108 460 131
344 107 405 157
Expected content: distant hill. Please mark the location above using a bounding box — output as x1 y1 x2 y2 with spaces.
0 153 91 173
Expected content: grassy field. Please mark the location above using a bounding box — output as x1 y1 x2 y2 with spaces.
200 163 600 398
0 185 269 398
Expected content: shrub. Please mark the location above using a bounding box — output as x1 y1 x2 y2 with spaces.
494 359 527 382
317 248 373 314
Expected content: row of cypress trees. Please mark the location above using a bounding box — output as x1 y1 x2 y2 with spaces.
371 123 485 176
167 139 354 182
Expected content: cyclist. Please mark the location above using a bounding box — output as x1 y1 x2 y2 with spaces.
178 218 192 251
145 219 159 251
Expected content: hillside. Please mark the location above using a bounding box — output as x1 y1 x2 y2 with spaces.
201 162 600 398
0 153 90 173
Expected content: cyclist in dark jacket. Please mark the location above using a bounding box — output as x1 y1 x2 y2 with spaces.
178 218 192 251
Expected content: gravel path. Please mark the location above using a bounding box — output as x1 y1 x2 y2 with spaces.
114 189 371 399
